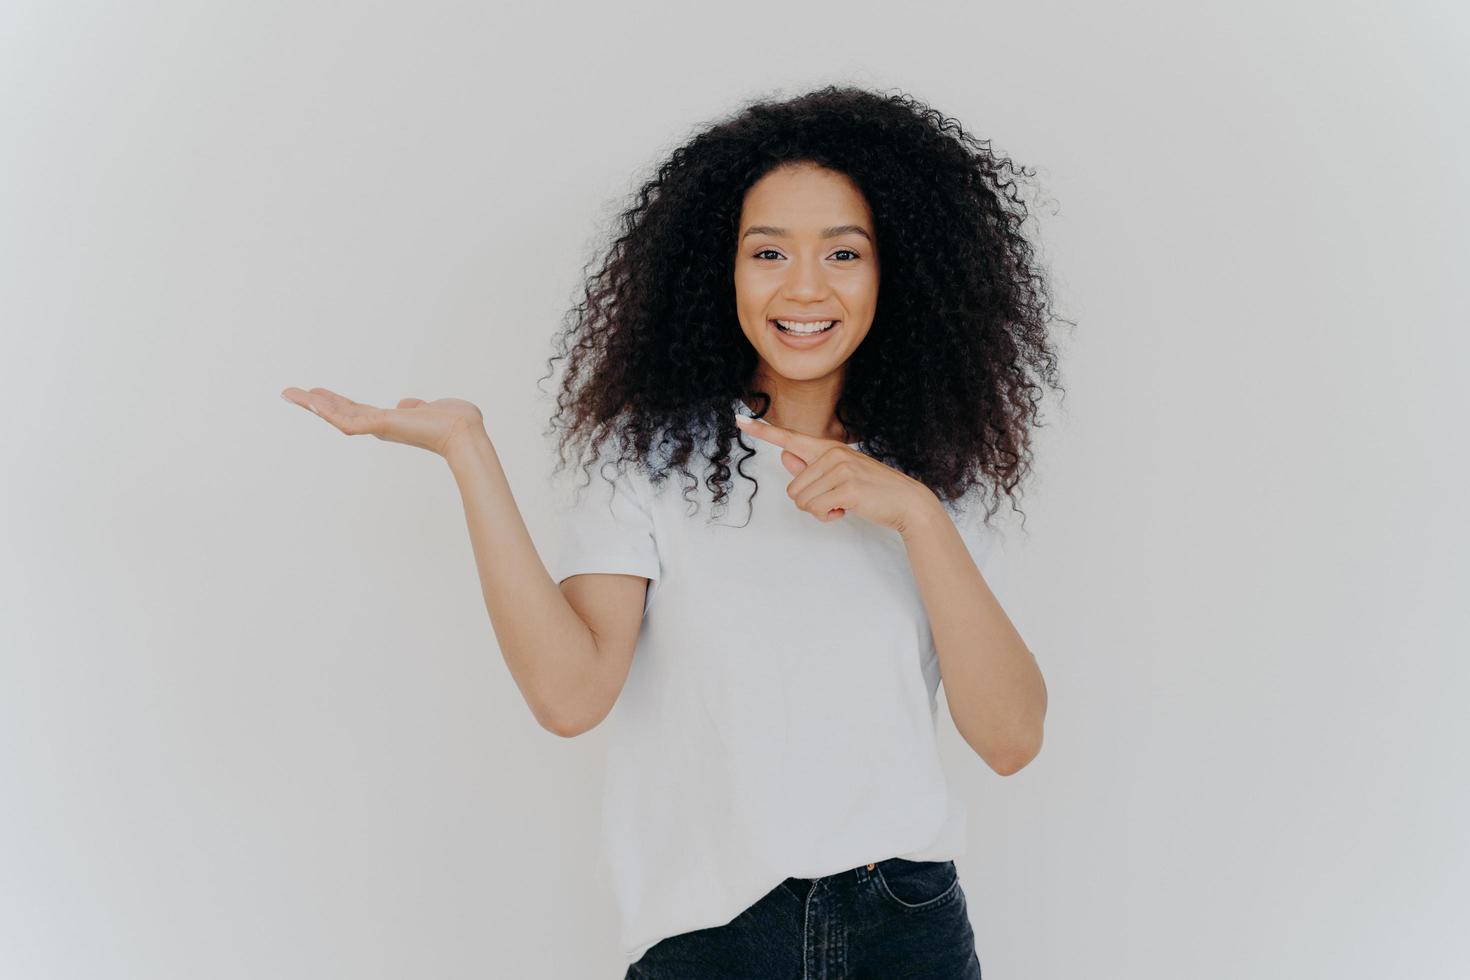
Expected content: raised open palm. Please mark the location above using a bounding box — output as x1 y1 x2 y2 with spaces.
280 386 484 458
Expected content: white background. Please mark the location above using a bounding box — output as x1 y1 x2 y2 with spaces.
3 1 1466 977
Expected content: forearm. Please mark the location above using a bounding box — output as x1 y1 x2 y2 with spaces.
443 426 602 734
900 493 1047 773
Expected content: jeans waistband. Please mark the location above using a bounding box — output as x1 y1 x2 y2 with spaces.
789 860 882 885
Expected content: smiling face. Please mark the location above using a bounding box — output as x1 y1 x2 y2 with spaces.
734 162 880 391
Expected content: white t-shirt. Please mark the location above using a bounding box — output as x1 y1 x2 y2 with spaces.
550 397 1008 966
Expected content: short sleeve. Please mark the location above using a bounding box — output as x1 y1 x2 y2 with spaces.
550 449 662 594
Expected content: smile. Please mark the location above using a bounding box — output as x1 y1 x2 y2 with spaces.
771 318 838 335
768 318 840 349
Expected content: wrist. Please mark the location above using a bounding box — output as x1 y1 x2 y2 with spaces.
443 423 492 470
897 486 948 542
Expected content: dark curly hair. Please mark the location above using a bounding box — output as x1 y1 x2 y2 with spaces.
538 83 1070 530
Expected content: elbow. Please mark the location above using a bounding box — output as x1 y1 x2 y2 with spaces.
541 715 587 739
957 720 1044 775
989 730 1044 776
538 707 594 738
531 672 616 739
537 701 610 739
994 674 1048 775
991 748 1036 777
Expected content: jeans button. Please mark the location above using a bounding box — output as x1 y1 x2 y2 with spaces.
866 863 875 870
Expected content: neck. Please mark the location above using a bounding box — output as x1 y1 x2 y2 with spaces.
742 376 853 443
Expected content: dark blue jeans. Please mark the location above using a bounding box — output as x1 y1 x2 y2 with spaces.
624 858 982 979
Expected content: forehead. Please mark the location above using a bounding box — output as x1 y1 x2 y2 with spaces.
739 165 872 228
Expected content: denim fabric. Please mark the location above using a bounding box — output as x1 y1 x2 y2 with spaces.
623 858 982 979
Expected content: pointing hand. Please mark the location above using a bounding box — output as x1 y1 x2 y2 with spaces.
734 414 937 534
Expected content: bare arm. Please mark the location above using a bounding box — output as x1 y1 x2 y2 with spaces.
901 496 1046 774
280 386 641 737
444 426 643 737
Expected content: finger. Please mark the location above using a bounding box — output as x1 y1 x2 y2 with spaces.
804 487 849 522
308 389 347 424
280 387 327 418
734 414 828 465
786 448 847 502
397 398 426 409
303 388 383 435
792 469 843 514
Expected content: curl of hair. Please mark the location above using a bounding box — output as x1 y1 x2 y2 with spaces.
538 83 1071 530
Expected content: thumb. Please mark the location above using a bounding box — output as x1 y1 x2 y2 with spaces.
396 398 426 409
781 450 807 477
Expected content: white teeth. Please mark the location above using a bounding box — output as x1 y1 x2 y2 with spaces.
774 319 836 335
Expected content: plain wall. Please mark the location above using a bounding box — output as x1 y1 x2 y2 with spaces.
2 1 1466 977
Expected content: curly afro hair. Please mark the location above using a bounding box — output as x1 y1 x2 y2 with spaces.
539 83 1070 530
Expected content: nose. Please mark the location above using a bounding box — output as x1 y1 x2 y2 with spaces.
782 254 829 302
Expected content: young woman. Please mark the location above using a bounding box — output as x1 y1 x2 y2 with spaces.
283 84 1063 978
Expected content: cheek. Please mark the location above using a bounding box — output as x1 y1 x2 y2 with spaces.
843 279 879 312
734 271 776 312
732 266 756 302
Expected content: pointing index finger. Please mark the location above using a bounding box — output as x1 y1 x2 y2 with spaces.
735 414 828 463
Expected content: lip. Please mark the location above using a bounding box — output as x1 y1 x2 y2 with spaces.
769 317 840 349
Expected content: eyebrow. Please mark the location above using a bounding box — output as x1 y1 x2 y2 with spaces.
741 224 873 244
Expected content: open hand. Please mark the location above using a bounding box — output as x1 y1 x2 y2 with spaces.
734 414 937 533
280 386 485 458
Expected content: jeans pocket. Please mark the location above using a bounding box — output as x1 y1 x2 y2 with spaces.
871 858 962 912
